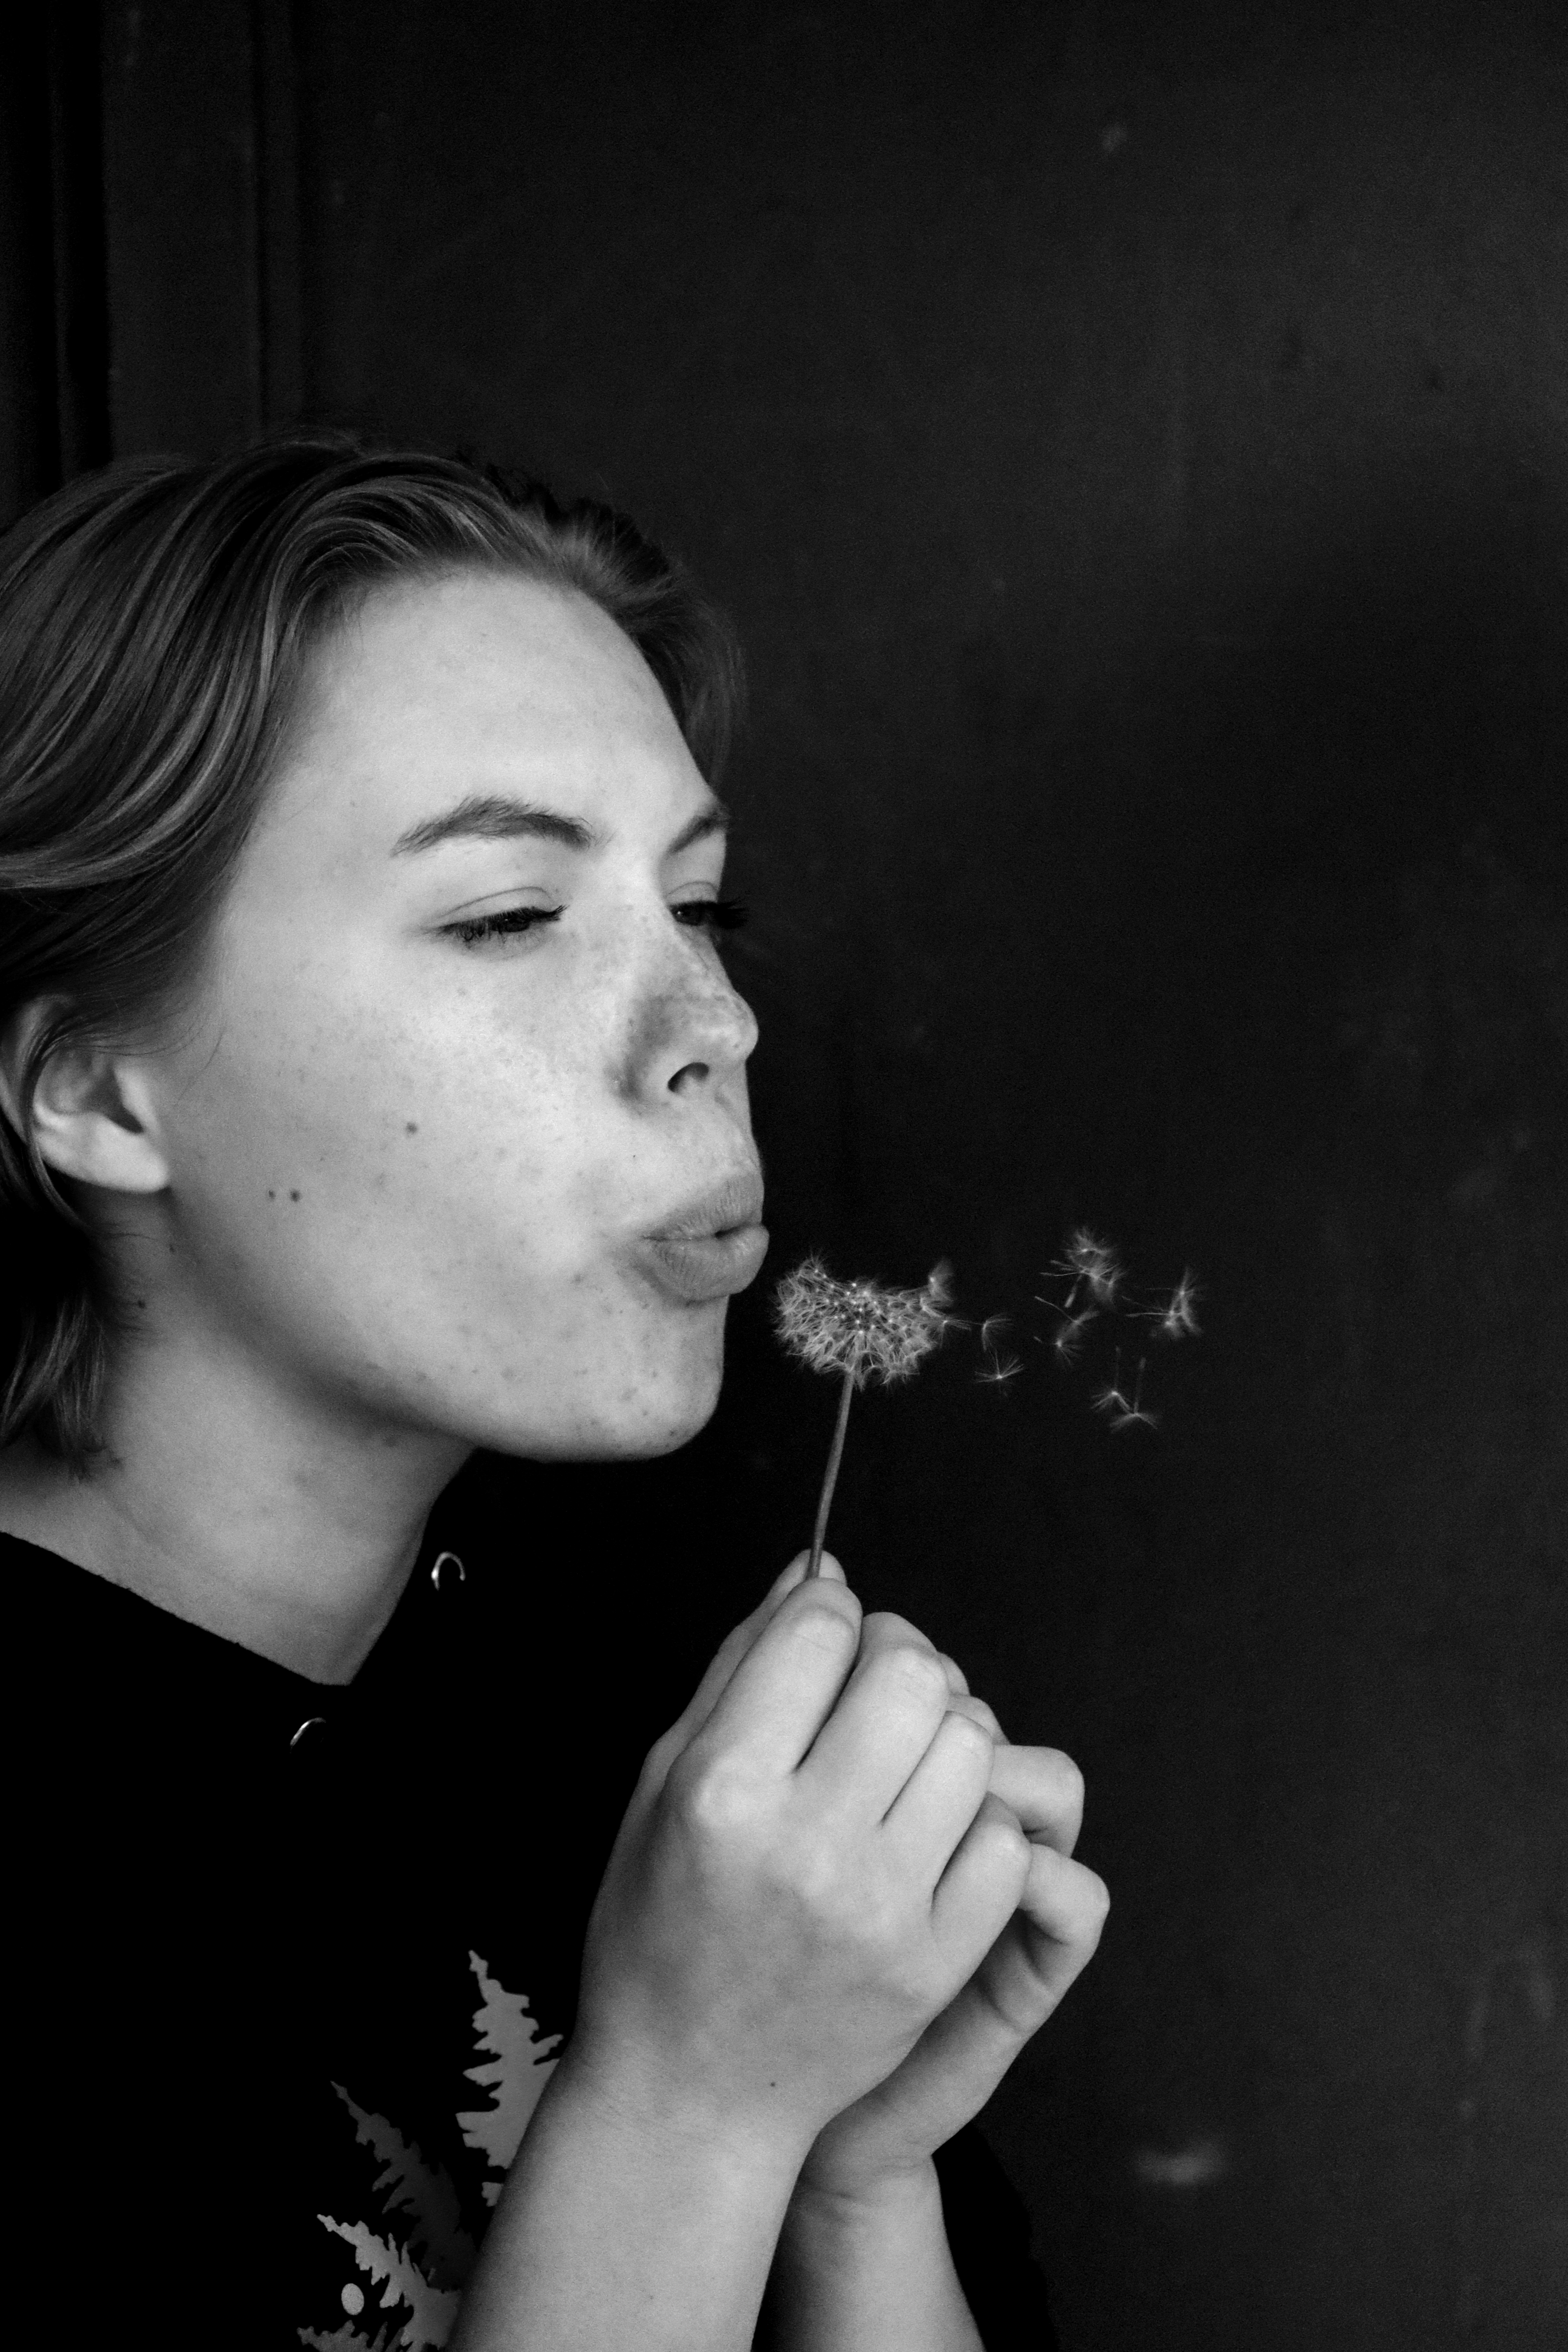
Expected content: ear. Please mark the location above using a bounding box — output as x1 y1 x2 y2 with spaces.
0 1006 171 1196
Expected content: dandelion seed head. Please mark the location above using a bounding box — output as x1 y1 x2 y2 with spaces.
773 1256 957 1388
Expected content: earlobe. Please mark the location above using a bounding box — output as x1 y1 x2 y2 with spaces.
3 1012 171 1197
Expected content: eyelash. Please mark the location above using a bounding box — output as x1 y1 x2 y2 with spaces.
443 897 749 947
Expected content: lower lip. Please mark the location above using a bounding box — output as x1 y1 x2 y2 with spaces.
639 1223 769 1303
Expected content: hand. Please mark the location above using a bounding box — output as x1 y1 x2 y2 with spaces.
795 1670 1109 2204
566 1554 1033 2169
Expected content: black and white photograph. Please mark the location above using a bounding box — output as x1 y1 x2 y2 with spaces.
2 5 1564 2347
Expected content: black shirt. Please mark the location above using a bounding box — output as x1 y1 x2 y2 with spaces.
9 1518 1057 2348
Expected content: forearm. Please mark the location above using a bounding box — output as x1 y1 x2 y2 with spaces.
762 2162 985 2352
448 2047 809 2352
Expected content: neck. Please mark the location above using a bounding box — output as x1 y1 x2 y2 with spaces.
0 1327 472 1685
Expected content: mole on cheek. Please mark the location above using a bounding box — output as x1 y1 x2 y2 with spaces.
405 1121 419 1134
289 1190 302 1202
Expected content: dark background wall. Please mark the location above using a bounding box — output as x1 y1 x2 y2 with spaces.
5 5 1565 2346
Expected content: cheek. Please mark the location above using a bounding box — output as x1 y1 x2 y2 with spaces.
178 956 621 1261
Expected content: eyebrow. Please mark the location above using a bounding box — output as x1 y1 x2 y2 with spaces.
390 792 730 859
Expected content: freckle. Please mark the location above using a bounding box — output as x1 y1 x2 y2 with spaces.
267 1189 275 1200
289 1189 301 1202
405 1121 419 1134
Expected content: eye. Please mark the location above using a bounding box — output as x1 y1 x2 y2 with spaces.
672 897 748 935
442 905 564 947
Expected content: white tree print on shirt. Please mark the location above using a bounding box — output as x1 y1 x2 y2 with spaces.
455 1947 563 2206
301 1950 562 2350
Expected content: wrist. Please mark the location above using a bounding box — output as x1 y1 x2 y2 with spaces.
768 2159 984 2352
547 2028 819 2197
451 2038 810 2352
788 2152 944 2238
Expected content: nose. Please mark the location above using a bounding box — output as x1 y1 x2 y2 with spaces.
637 949 759 1103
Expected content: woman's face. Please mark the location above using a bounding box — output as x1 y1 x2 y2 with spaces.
136 569 763 1459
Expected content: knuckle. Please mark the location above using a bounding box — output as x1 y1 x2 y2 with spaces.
669 1749 755 1841
945 1693 1000 1741
943 1706 996 1762
882 1642 950 1709
788 1593 862 1653
862 1609 925 1649
978 1799 1031 1871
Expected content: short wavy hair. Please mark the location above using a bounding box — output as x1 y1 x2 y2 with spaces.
0 437 744 1470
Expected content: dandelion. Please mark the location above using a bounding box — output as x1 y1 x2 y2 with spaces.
774 1256 958 1573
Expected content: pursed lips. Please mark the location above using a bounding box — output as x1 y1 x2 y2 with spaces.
650 1168 766 1242
638 1168 768 1301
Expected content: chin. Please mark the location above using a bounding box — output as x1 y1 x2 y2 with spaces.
482 1319 726 1463
602 1357 728 1459
499 1394 719 1465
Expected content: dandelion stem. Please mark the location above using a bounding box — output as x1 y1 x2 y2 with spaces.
808 1365 857 1576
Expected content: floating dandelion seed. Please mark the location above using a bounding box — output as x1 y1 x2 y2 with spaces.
1040 1299 1098 1366
1090 1352 1128 1420
774 1256 958 1573
1052 1227 1124 1310
1091 1351 1159 1432
1146 1268 1202 1342
1036 1221 1203 1430
976 1314 1024 1389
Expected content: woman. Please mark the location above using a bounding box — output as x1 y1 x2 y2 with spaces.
0 440 1107 2349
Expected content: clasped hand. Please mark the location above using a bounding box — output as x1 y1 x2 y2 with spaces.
572 1551 1109 2205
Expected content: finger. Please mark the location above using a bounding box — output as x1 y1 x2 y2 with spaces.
928 1791 1032 1985
685 1577 863 1778
980 1845 1111 2031
985 1745 1085 1857
880 1707 995 1879
947 1691 1004 1743
868 1852 1108 2133
799 1611 955 1818
935 1652 1007 1742
667 1551 849 1747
